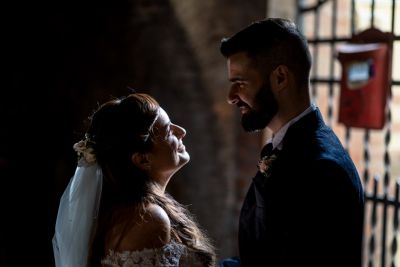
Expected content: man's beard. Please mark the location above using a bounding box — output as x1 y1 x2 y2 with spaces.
241 81 278 132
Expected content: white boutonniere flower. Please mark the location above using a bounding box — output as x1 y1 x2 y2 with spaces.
257 154 278 177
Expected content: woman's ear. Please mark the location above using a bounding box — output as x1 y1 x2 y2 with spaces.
131 152 151 171
270 65 289 91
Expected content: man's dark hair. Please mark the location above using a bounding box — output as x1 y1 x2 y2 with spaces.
220 18 312 86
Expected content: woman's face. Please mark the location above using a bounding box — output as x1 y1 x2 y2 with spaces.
147 107 189 183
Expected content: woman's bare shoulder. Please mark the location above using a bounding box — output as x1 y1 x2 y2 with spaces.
107 203 171 252
140 203 171 241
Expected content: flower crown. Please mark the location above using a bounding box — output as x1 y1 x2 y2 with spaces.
73 134 96 166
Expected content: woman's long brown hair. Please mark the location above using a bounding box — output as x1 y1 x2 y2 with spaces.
87 93 215 266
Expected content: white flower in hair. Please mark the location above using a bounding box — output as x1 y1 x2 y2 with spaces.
73 138 96 166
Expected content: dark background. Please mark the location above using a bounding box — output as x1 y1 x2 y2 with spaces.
2 0 266 266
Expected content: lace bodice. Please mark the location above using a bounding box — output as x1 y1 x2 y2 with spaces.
101 242 207 267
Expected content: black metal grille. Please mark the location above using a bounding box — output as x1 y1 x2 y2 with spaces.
296 0 400 266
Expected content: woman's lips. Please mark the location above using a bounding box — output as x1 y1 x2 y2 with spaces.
177 144 186 152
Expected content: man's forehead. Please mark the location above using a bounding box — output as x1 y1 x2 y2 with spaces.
228 55 257 79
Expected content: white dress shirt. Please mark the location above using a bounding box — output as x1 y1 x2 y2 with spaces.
266 103 317 151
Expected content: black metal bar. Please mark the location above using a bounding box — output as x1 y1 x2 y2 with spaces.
351 0 356 35
331 0 337 39
307 35 400 44
298 0 329 13
382 84 392 266
310 78 400 86
307 37 352 43
311 2 321 99
364 194 400 207
381 176 389 267
345 127 350 152
311 78 340 83
368 175 379 267
394 178 400 222
392 179 400 267
295 0 302 28
363 130 370 185
327 0 337 126
391 0 396 33
371 0 376 28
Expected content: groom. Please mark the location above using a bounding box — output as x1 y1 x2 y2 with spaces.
219 18 364 267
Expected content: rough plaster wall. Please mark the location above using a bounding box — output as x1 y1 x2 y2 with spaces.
168 0 266 259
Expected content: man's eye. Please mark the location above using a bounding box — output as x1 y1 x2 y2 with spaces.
234 82 245 89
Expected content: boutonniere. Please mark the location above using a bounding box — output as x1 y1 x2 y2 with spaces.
258 154 278 177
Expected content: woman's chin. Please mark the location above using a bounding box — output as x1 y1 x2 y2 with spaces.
179 151 190 164
179 152 190 164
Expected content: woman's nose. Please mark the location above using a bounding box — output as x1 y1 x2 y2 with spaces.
172 124 186 138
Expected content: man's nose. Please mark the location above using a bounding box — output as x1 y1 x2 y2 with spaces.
227 87 239 105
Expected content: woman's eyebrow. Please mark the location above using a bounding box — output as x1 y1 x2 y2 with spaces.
162 121 171 132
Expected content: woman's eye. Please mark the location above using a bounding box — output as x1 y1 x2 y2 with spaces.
166 129 172 138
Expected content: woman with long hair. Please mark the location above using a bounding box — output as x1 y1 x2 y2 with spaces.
53 92 216 267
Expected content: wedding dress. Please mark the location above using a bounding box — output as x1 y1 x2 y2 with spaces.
101 241 207 267
53 142 209 267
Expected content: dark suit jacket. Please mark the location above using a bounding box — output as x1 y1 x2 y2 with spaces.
238 109 364 267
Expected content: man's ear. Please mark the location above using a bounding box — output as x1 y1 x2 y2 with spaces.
270 65 289 91
131 152 151 171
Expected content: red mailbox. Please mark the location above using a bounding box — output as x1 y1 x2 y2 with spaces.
336 28 394 129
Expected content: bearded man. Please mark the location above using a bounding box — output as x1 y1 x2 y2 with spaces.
219 18 364 267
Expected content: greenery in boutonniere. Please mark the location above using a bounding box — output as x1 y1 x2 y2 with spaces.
258 154 278 177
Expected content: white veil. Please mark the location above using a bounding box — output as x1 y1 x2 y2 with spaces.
52 159 103 267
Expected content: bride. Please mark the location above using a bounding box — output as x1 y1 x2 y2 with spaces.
52 92 216 267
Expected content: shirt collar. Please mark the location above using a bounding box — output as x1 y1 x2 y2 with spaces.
266 103 316 150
